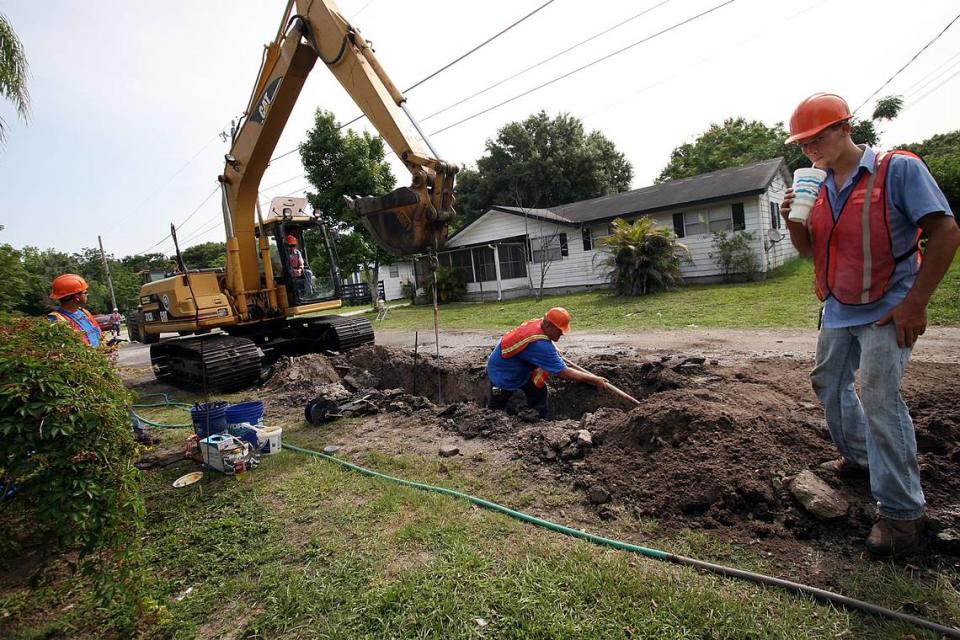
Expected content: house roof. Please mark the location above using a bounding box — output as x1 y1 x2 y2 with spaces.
481 157 790 226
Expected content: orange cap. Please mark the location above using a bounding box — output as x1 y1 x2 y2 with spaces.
785 93 852 144
50 273 89 300
286 235 298 245
545 307 571 334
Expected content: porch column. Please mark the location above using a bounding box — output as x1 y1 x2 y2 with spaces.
492 244 503 301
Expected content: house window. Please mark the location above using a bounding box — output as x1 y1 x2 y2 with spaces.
590 224 612 249
769 202 781 229
530 235 563 264
683 206 741 236
732 202 746 230
472 246 496 282
685 212 708 236
440 249 476 283
672 213 685 238
498 244 527 279
388 263 399 278
581 227 592 251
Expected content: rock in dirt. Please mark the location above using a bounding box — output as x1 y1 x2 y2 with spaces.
323 445 341 454
789 470 849 520
933 528 960 554
586 484 611 504
439 444 460 457
575 429 593 447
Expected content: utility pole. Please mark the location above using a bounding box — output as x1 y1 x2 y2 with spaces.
98 235 118 311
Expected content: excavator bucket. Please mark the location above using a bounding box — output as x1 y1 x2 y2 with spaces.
345 186 452 256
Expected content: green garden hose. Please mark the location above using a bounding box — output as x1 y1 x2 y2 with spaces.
282 441 960 639
131 393 193 429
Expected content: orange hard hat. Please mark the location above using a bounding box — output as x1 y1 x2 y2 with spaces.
286 235 298 245
49 273 89 300
785 93 853 144
544 307 571 334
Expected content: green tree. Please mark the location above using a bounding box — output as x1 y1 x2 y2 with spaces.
0 243 28 312
0 13 30 143
454 111 632 230
180 241 226 269
658 98 904 182
899 130 960 214
300 109 396 303
658 118 806 182
595 217 690 296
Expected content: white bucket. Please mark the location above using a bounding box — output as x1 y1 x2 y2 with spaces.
257 426 282 455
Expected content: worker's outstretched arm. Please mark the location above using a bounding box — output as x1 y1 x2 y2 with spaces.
558 367 607 389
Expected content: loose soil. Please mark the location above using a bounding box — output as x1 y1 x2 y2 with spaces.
260 343 960 588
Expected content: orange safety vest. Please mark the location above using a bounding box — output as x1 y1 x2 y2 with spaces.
500 319 553 388
809 150 923 305
48 308 102 346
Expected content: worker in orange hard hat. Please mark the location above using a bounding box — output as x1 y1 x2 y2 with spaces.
780 92 959 559
486 307 606 419
47 274 102 348
47 274 160 445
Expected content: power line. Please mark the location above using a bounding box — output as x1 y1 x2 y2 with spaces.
405 0 557 94
350 0 377 20
103 128 226 234
421 0 673 123
900 48 960 95
258 0 739 204
584 0 830 120
268 0 560 163
903 67 960 111
853 10 960 115
430 0 736 137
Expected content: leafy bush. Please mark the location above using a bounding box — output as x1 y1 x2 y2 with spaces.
595 217 691 296
423 266 467 303
0 318 147 626
710 230 760 282
400 279 417 304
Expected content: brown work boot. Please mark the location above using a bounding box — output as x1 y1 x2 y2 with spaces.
818 458 869 479
865 516 924 559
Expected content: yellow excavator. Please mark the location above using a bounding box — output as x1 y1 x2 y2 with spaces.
129 0 458 390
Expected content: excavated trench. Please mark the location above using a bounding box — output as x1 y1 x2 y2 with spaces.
262 345 960 572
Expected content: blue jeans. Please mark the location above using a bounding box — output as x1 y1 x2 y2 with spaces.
810 322 924 520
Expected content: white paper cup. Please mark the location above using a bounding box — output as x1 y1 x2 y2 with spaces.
789 168 826 222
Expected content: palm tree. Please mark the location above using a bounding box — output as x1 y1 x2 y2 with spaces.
0 13 30 143
595 216 691 296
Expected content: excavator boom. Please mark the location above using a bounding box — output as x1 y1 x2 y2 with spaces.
220 0 457 315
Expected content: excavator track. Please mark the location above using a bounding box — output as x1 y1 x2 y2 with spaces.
150 335 261 392
309 315 374 352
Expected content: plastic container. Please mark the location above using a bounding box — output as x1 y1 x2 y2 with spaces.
226 401 265 426
228 422 260 448
191 401 229 438
256 425 282 455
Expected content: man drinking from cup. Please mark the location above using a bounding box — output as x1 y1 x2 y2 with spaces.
781 92 960 559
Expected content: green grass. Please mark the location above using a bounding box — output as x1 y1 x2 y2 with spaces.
369 257 960 332
3 419 958 639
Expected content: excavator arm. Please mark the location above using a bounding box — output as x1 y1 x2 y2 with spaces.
219 0 457 318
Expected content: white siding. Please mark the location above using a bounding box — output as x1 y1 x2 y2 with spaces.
757 174 799 270
444 185 796 297
377 261 416 301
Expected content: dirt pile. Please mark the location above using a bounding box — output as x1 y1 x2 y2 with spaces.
262 345 960 559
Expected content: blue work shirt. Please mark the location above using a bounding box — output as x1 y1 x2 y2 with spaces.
47 307 102 347
487 338 567 390
817 145 953 328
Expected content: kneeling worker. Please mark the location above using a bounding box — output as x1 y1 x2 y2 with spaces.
487 307 606 419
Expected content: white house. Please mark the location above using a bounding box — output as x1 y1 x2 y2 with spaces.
376 158 797 301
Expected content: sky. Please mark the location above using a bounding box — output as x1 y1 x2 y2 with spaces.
1 0 959 258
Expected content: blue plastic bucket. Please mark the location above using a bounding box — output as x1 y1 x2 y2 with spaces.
226 401 264 426
191 401 229 438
